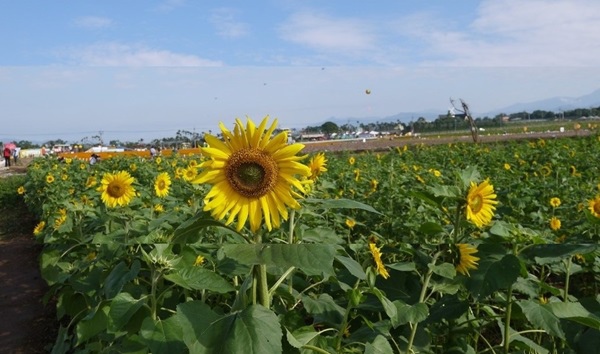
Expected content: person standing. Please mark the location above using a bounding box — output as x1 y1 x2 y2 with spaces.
3 145 11 167
13 146 20 165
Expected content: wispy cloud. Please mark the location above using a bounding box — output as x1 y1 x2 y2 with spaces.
210 8 249 38
404 0 600 66
154 0 186 12
73 16 113 29
63 42 223 67
279 12 376 54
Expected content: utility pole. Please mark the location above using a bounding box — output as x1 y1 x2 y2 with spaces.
450 98 479 143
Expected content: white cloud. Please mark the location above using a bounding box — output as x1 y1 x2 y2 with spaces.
73 16 113 29
64 42 223 67
210 8 249 38
410 0 600 66
279 12 376 53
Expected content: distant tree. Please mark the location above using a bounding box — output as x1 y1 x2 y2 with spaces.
320 121 339 135
16 140 36 149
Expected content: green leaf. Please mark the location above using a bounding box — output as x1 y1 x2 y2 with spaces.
302 294 345 325
418 222 445 235
387 262 416 272
497 320 549 354
524 244 599 265
222 244 336 276
466 254 520 300
76 304 109 346
176 302 282 354
364 334 394 354
548 302 600 329
371 288 398 323
489 220 513 238
429 262 456 279
108 292 147 332
428 185 462 198
393 301 429 326
173 212 242 243
285 326 321 349
139 316 185 354
335 255 366 280
517 300 564 339
164 267 235 293
104 260 141 299
459 166 480 189
303 198 381 214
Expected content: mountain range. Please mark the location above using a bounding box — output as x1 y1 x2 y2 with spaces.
321 88 600 127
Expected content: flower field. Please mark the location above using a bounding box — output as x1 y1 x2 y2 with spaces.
20 117 600 353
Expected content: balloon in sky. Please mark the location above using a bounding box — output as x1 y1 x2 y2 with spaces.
365 89 371 95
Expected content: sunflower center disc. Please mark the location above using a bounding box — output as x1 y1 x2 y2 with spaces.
226 148 278 198
470 195 483 213
108 184 124 198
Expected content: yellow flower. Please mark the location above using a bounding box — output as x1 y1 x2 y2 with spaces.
345 218 356 229
54 209 67 229
193 255 205 266
17 186 25 195
503 163 510 171
569 165 580 177
79 163 86 170
541 165 552 177
431 169 442 178
193 116 311 232
455 244 479 276
155 157 162 165
550 197 561 208
85 176 97 188
97 171 136 208
130 163 137 172
348 156 356 165
182 167 197 182
154 172 172 198
154 204 164 213
308 152 327 180
549 216 561 231
465 179 498 228
370 179 379 192
353 169 360 182
46 174 55 184
33 221 46 235
588 196 600 218
188 160 198 168
369 243 390 279
61 174 68 181
415 175 425 184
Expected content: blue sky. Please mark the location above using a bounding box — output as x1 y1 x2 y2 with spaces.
1 0 600 143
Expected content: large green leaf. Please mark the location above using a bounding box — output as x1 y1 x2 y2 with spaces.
303 198 381 214
497 320 549 354
466 254 520 300
302 293 345 326
173 212 242 243
139 316 185 354
222 244 336 276
164 267 235 293
76 304 110 346
108 292 147 332
393 301 429 326
523 244 599 265
517 300 564 339
364 334 394 354
104 260 141 299
335 255 366 280
176 301 282 354
548 301 600 329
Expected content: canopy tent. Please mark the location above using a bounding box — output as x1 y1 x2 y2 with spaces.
3 142 16 150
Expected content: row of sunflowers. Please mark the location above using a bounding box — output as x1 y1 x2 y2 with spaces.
19 117 600 353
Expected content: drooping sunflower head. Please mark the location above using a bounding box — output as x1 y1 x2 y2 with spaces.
454 243 480 276
193 116 311 232
465 179 499 228
308 152 328 180
97 170 136 208
588 196 600 218
369 243 390 279
33 221 46 236
154 172 172 198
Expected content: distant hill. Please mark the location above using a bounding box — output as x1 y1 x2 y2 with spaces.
310 88 600 128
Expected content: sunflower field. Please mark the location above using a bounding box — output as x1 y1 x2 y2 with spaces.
19 117 600 354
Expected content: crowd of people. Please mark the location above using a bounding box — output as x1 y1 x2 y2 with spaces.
2 144 20 167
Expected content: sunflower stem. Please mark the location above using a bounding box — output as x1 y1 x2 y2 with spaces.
406 251 440 353
503 282 514 354
288 210 296 294
563 256 572 302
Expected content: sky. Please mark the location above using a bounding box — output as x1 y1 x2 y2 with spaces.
2 0 600 143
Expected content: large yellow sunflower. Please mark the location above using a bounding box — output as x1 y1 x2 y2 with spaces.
193 116 311 232
588 196 600 218
308 152 327 180
97 171 136 208
465 179 498 228
455 243 480 276
154 172 172 198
